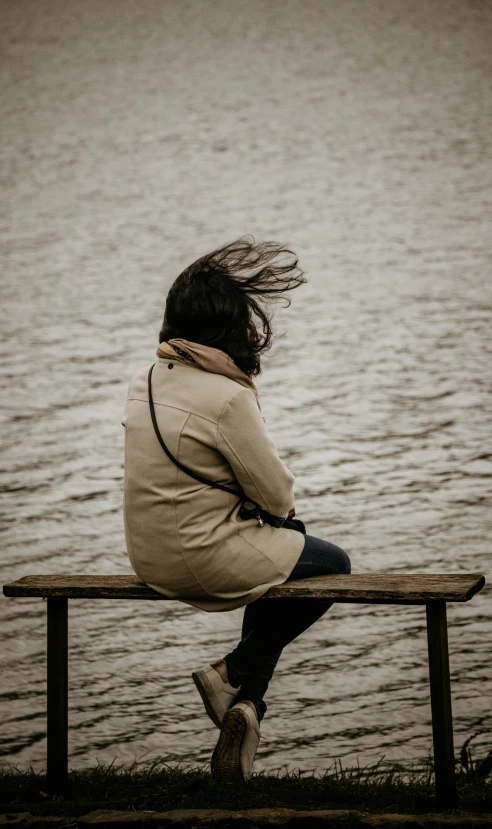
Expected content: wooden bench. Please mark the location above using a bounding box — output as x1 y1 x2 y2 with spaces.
3 572 485 807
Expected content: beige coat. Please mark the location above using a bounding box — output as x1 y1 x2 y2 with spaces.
122 355 305 611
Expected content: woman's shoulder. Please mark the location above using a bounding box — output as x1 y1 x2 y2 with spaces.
126 361 255 423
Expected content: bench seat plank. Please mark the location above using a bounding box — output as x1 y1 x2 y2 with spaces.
3 573 485 603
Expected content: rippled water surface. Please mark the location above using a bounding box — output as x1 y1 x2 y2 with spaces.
1 0 491 774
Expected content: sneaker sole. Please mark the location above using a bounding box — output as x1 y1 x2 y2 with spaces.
191 669 223 729
211 707 248 782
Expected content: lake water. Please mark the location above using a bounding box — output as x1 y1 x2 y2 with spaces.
1 0 491 775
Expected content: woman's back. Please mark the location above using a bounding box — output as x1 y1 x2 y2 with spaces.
122 352 304 612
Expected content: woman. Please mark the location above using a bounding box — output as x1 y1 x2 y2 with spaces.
122 237 351 782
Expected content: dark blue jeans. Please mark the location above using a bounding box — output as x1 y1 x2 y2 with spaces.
223 533 351 721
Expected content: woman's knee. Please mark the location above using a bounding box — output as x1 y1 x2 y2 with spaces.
323 541 351 574
300 535 351 575
335 546 351 574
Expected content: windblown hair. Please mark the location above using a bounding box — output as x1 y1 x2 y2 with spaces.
159 236 306 376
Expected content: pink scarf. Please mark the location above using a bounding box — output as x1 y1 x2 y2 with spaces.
156 338 259 402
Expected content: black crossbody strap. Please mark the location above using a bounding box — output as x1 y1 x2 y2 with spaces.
148 363 242 498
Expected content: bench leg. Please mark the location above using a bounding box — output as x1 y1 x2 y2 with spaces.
46 597 68 791
426 601 458 809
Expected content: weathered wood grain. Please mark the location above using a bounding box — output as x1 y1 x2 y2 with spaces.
2 573 485 602
265 573 485 603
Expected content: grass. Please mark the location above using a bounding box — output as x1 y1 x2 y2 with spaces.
1 749 491 818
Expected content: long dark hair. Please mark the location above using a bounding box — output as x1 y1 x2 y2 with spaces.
159 236 306 376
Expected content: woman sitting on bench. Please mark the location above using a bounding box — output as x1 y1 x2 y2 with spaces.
122 237 351 782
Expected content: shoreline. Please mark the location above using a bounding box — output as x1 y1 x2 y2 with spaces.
1 762 491 823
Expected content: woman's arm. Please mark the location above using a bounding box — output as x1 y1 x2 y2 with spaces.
217 387 295 518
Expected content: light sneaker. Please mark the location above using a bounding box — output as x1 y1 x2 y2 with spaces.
211 700 260 782
192 659 241 728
